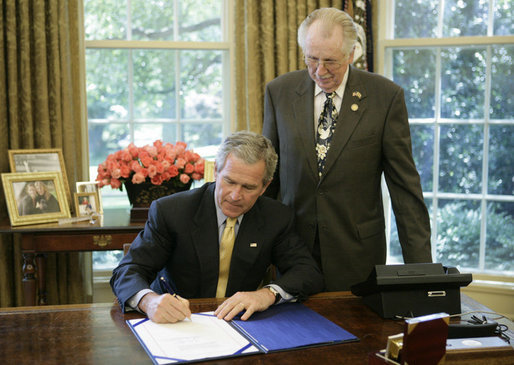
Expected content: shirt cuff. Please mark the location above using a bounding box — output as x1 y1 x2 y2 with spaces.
127 288 154 313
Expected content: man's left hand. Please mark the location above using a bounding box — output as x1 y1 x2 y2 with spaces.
214 288 276 321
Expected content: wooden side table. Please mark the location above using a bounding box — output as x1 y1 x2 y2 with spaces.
0 209 144 306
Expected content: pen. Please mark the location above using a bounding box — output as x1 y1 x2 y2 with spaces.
160 276 192 321
160 276 178 298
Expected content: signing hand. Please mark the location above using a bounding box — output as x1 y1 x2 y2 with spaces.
214 288 276 321
138 292 191 323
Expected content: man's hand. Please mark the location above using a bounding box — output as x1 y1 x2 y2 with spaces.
138 292 191 323
214 288 276 321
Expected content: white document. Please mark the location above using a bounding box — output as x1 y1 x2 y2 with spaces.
127 312 260 364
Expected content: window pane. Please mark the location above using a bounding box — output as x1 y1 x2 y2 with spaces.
86 49 129 119
133 50 176 119
180 50 224 119
494 0 514 35
181 123 223 150
439 124 483 194
133 123 178 146
435 199 480 269
488 125 514 195
393 49 436 118
443 0 488 37
388 213 401 263
388 198 432 264
131 0 174 40
441 48 486 119
411 125 434 191
88 123 130 166
394 0 438 38
490 45 514 119
93 250 124 270
84 0 127 40
179 0 223 41
485 202 514 272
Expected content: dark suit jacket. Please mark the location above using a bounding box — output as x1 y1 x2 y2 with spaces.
111 182 323 312
262 66 432 291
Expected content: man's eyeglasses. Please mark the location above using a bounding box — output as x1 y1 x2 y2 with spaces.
304 57 344 72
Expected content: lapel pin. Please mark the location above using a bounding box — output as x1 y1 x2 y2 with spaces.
250 243 257 248
352 91 362 99
351 104 359 111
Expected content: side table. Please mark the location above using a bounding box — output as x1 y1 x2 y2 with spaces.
0 209 144 306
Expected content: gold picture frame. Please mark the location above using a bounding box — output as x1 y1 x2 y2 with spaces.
1 172 71 226
76 181 103 213
74 192 100 217
8 148 72 207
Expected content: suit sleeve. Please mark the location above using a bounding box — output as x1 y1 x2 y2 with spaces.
110 200 173 312
268 204 324 300
382 87 432 263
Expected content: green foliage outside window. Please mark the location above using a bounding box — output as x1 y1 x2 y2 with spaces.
390 1 513 274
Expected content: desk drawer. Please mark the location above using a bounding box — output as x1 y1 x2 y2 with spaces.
21 232 139 252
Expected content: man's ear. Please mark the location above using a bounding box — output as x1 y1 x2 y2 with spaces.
348 49 355 64
259 179 272 196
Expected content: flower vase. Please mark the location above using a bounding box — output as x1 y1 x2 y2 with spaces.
124 180 192 222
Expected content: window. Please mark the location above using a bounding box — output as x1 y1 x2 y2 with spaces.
84 0 231 269
379 1 513 275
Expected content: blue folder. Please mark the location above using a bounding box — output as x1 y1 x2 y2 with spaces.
231 302 358 352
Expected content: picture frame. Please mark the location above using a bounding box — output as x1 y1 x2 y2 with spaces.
76 181 103 213
1 172 71 226
8 148 72 207
74 192 100 217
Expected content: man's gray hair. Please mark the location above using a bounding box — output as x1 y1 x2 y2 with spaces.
216 131 278 186
298 7 358 60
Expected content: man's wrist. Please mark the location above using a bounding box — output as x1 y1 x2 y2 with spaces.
265 285 282 305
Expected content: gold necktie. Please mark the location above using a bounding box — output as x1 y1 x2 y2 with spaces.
216 217 237 297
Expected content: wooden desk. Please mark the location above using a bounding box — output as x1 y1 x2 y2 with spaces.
0 292 512 365
0 210 144 306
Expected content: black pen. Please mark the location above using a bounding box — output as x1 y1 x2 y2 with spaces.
160 276 192 321
160 276 178 298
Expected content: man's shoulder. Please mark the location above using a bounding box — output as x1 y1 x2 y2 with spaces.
256 195 293 216
154 182 213 210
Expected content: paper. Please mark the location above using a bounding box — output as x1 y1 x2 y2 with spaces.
127 312 259 364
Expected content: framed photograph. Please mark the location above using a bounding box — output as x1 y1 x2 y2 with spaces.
8 148 72 207
74 192 100 217
76 181 103 213
1 172 71 226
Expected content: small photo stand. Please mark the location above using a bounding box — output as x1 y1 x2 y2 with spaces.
8 148 72 208
76 181 103 213
1 171 71 226
74 192 100 217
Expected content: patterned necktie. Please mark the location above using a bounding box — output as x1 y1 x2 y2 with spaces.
316 92 338 177
216 217 237 297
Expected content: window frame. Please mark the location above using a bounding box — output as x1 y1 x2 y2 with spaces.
82 0 235 281
377 1 513 278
